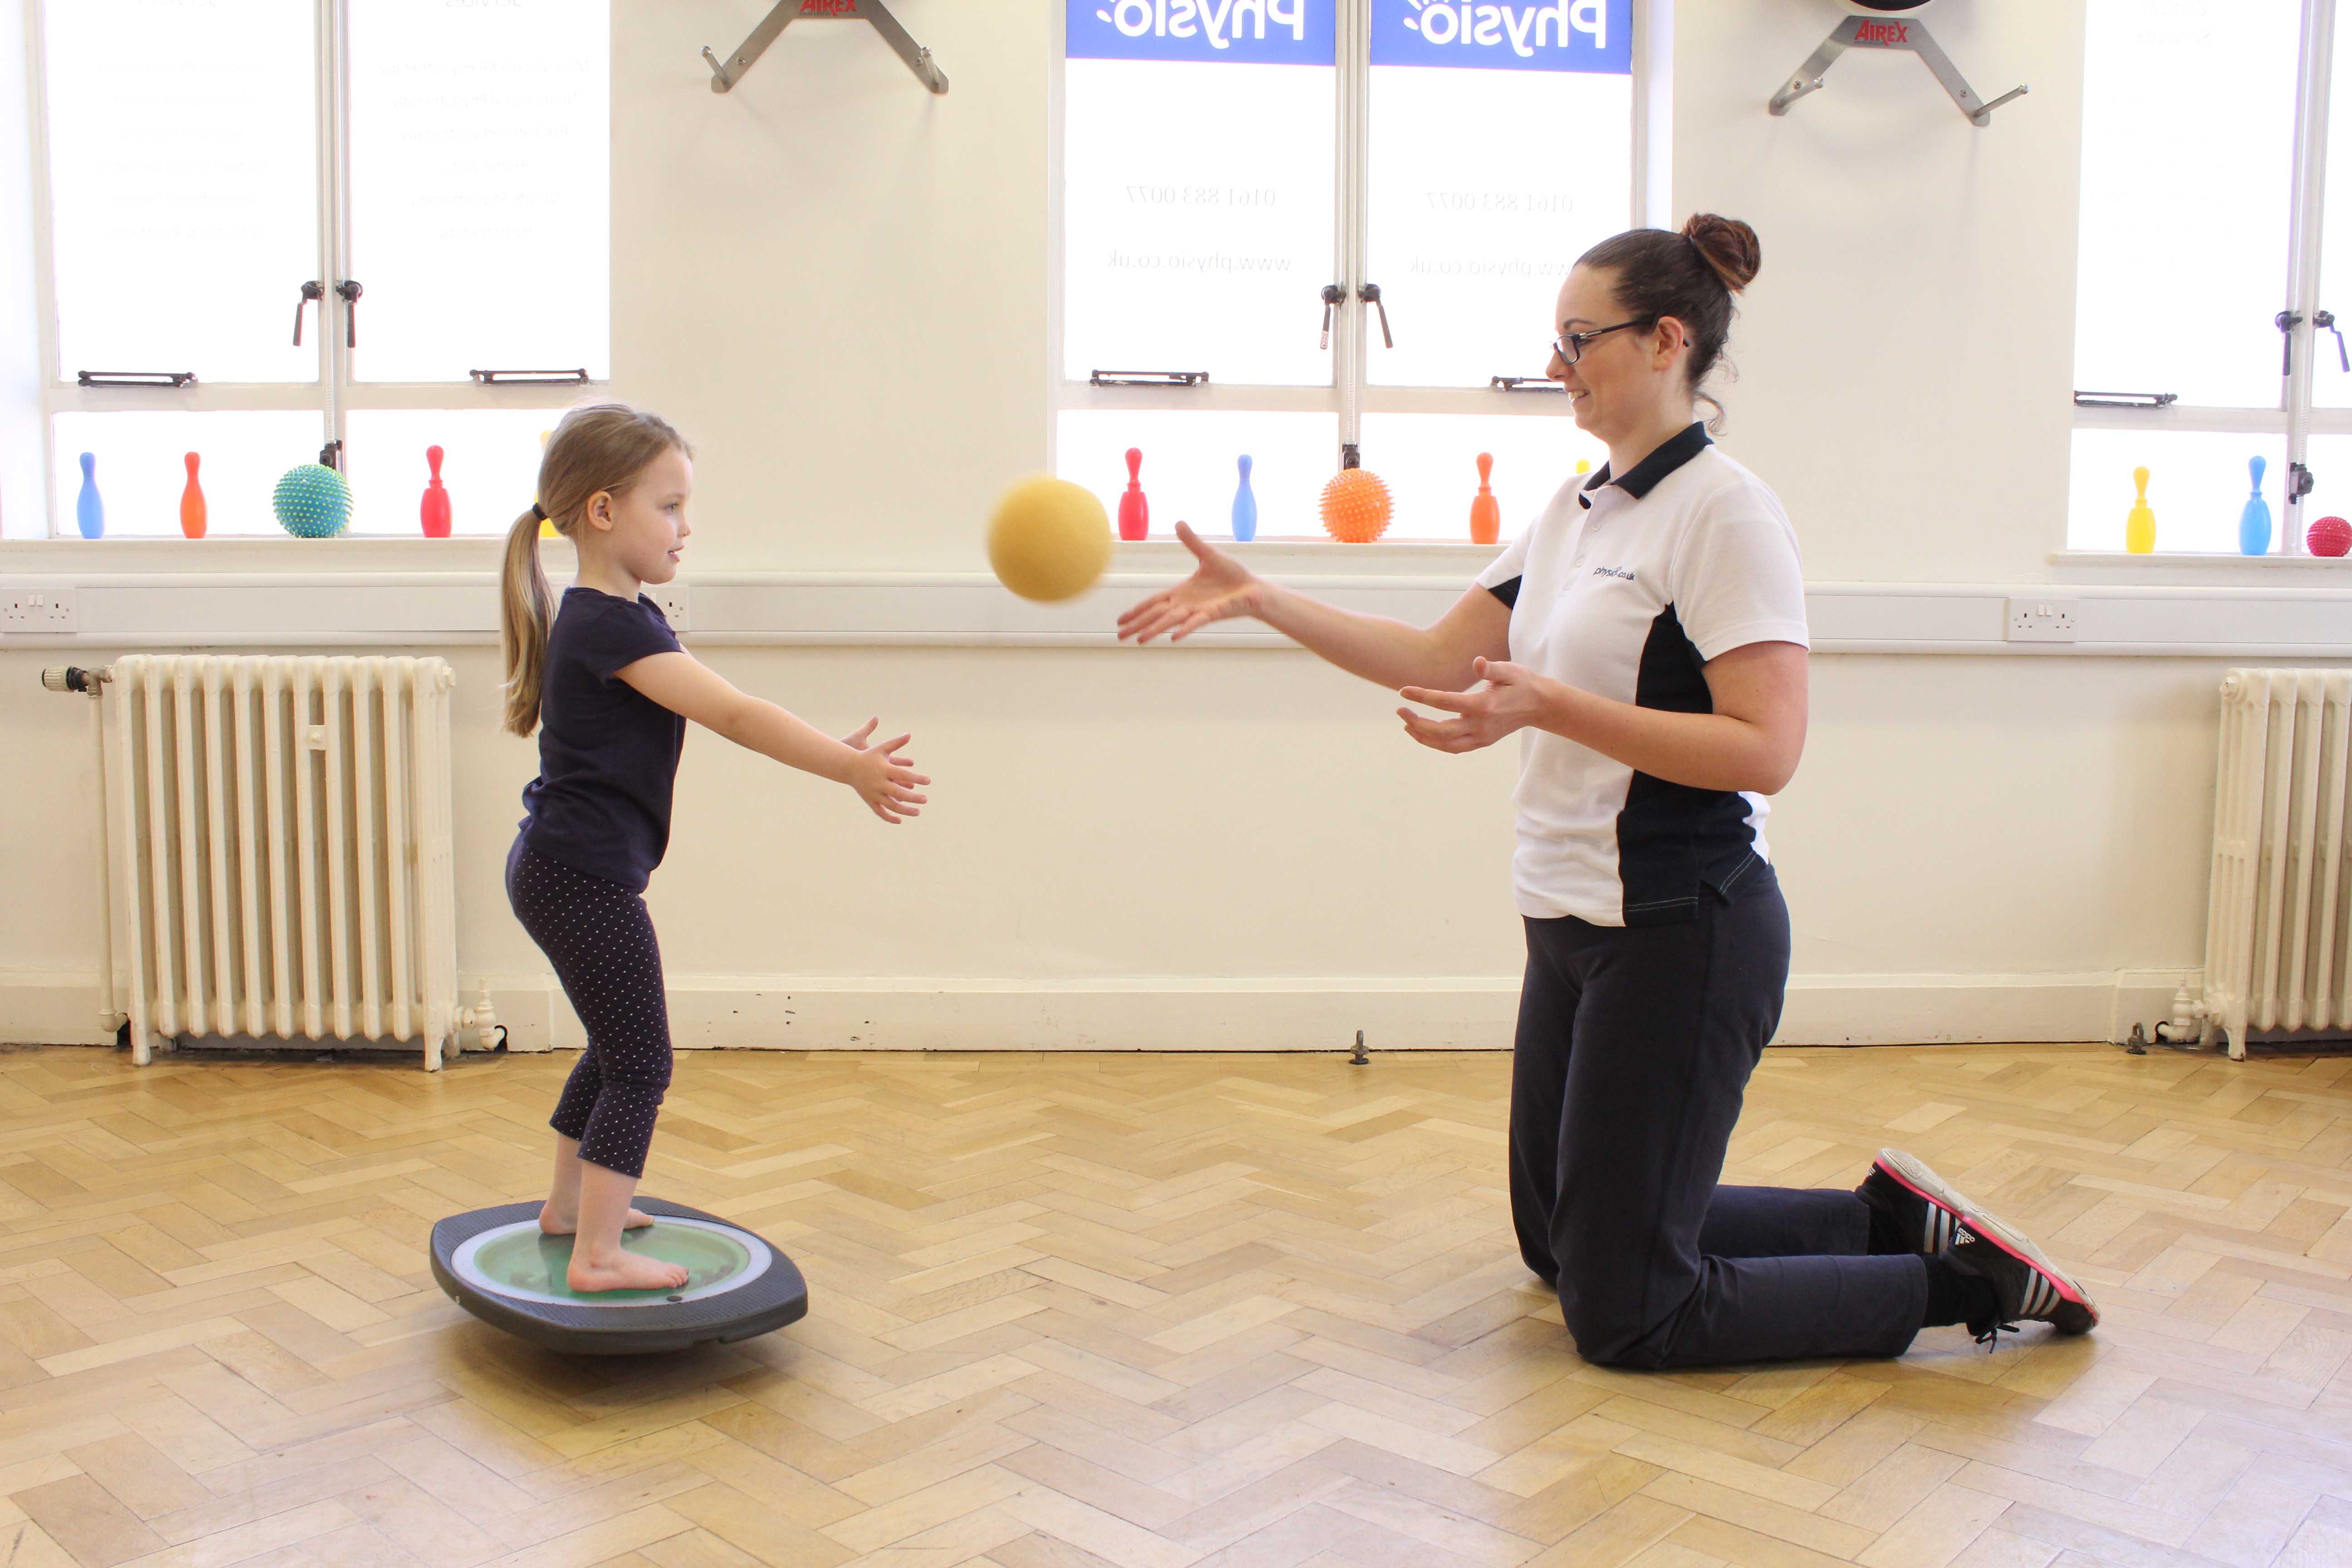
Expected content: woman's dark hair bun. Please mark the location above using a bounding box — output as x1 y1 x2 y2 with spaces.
1681 213 1760 295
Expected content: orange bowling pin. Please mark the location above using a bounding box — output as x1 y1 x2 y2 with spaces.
179 452 206 539
1469 452 1500 544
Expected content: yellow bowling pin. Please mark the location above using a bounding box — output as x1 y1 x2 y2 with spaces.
2125 466 2155 554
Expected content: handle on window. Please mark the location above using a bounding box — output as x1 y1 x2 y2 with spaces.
1358 283 1392 348
292 280 323 346
336 280 364 348
1319 284 1342 349
2320 310 2349 372
2279 309 2305 376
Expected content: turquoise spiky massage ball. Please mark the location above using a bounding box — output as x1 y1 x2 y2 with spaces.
272 463 353 538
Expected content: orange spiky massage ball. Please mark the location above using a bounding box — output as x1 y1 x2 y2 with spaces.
1319 467 1393 543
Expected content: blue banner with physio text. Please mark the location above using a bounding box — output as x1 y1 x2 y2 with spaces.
1066 0 1335 65
1370 0 1630 74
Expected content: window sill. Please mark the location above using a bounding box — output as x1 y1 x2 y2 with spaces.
2054 550 2352 568
3 542 2346 657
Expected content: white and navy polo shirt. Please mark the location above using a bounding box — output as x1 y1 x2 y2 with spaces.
1475 423 1809 928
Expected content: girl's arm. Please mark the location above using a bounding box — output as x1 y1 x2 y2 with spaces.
1398 641 1809 795
1118 521 1512 692
617 651 931 823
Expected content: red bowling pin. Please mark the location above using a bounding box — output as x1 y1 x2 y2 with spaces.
419 444 452 538
179 452 206 539
1469 452 1500 545
1117 447 1149 541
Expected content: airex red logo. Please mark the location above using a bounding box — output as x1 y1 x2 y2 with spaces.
800 0 859 14
1856 20 1910 45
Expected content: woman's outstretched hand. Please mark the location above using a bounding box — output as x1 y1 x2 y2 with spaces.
1116 521 1266 643
1398 657 1553 754
840 719 931 823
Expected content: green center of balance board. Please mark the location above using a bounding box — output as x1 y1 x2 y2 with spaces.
470 1222 753 1301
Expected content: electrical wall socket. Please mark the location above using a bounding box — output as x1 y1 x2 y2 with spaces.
2005 597 2078 643
1 586 76 635
651 583 691 633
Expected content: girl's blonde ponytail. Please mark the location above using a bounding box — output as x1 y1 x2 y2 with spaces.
499 505 555 736
496 404 692 738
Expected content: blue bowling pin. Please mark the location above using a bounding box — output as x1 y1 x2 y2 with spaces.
75 452 103 539
1231 454 1257 543
2240 454 2273 556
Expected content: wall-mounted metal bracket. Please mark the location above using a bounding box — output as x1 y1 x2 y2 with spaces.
704 0 947 95
1768 13 2024 127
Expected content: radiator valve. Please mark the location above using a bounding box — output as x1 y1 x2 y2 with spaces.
40 665 107 695
454 982 501 1054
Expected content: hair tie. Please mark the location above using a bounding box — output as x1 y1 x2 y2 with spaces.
529 502 547 522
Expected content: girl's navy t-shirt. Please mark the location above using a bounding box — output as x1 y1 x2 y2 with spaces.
518 588 686 892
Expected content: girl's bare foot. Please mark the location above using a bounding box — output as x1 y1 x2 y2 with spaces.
539 1202 654 1235
567 1249 691 1294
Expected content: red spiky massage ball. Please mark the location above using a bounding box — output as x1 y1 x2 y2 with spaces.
1319 467 1393 544
2308 515 2352 557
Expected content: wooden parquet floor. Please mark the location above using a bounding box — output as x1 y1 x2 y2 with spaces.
2 1043 2351 1568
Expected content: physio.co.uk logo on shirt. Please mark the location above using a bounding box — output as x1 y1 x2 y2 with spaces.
1067 0 1334 65
1373 0 1629 73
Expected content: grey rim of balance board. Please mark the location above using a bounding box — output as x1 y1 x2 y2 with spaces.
429 1196 809 1355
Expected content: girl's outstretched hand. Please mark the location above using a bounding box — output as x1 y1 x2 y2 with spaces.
1117 521 1265 643
841 720 930 823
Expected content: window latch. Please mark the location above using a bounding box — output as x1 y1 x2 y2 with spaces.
1086 370 1207 387
2318 310 2349 372
2278 309 2306 376
318 437 343 471
76 370 196 388
1493 376 1564 393
2072 390 2177 408
335 280 364 348
470 368 592 385
2291 460 2316 502
1357 283 1393 348
293 280 323 346
1319 284 1343 349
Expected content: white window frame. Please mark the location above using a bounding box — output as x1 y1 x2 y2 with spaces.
1045 0 1671 507
2072 0 2343 557
18 0 605 538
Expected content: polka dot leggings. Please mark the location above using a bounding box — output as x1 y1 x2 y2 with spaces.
506 838 671 1180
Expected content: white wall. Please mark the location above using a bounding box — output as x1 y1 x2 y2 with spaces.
0 0 43 539
3 0 2342 1052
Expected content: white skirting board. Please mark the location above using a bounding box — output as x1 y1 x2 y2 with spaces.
2 968 2198 1052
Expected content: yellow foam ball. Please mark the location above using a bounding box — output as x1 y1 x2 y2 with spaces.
988 475 1113 602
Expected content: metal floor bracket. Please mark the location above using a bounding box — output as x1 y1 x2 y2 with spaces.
704 0 947 95
1768 13 2023 127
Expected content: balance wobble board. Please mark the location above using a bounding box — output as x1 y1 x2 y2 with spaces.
431 1196 808 1355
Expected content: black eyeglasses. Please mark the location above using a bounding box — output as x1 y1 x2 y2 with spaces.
1549 316 1658 365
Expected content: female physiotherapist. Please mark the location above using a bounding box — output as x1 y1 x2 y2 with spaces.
1119 215 2096 1368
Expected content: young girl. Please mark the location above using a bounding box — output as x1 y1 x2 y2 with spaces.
500 403 931 1293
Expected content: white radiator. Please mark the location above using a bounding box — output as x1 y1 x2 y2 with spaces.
2198 668 2352 1059
70 655 472 1070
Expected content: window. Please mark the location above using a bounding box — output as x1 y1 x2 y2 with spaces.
2070 0 2349 556
1054 0 1639 542
28 0 607 539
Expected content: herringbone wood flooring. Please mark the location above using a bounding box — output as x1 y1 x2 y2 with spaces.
1 1043 2350 1568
